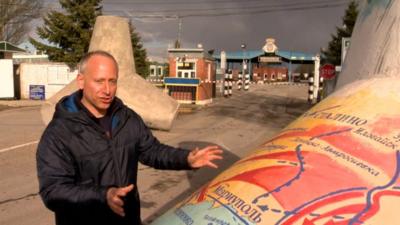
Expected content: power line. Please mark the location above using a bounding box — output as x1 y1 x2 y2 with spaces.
0 0 350 19
106 2 348 19
103 0 300 5
108 0 349 14
1 0 351 13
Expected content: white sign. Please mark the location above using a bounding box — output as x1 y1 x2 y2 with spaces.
341 37 351 65
220 51 226 70
262 38 278 53
259 56 281 63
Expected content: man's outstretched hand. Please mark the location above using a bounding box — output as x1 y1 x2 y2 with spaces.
187 145 223 169
106 184 134 217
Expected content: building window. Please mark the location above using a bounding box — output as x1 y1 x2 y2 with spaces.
157 67 162 76
177 62 196 78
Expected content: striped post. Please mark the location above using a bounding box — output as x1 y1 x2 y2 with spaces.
308 76 314 103
244 73 250 91
237 73 243 90
228 73 233 96
223 73 229 98
318 76 324 101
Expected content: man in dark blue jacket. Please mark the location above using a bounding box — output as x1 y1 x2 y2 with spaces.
36 50 223 225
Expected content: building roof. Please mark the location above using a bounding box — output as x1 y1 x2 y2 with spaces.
213 50 264 60
213 50 316 61
0 41 26 53
168 48 214 61
276 50 315 61
168 48 204 53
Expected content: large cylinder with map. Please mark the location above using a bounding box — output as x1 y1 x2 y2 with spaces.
150 1 400 224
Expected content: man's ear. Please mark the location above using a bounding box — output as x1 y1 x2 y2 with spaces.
77 73 84 90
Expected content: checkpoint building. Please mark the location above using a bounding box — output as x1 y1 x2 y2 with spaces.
165 46 216 105
213 38 320 83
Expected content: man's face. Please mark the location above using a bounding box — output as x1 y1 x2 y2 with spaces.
77 55 118 117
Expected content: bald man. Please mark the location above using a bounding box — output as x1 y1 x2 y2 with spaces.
37 50 223 225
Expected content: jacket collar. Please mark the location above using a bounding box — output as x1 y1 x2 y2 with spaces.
55 90 125 131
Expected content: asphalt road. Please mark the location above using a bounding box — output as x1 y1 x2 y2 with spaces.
0 83 311 225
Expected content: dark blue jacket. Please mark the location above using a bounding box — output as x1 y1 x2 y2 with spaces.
36 91 191 225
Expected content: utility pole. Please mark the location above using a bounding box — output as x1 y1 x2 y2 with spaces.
238 43 246 90
177 16 182 48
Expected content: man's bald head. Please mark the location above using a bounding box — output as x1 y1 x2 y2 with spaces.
76 50 119 118
78 50 119 75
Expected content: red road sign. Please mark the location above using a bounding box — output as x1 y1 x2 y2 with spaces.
320 64 336 80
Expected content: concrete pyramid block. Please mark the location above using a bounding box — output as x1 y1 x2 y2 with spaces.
41 16 179 130
337 0 400 88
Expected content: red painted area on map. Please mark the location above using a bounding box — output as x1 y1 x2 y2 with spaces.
196 165 295 202
369 116 400 135
281 191 365 225
271 152 369 208
197 147 369 209
288 189 400 225
358 190 400 222
319 130 394 175
271 124 395 175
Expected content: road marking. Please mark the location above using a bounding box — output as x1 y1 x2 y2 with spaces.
0 140 39 153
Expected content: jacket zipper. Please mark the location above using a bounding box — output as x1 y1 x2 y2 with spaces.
108 110 130 187
109 140 123 186
85 115 125 187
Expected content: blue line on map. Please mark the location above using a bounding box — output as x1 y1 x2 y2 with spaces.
206 194 249 225
310 128 353 140
274 186 367 225
349 150 400 225
252 144 305 207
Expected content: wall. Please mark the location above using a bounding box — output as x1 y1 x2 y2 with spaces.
196 59 216 81
20 63 77 100
253 66 288 82
0 59 14 98
198 83 214 101
169 58 177 77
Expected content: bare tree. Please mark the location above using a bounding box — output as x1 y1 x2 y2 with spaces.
0 0 42 44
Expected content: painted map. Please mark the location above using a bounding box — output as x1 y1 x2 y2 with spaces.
151 78 400 225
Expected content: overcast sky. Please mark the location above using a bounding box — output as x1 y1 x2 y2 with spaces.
31 0 353 61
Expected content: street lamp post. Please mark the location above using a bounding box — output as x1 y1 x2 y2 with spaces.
241 43 246 78
240 43 246 91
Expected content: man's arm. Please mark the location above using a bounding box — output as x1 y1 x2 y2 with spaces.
36 126 108 212
135 116 223 170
